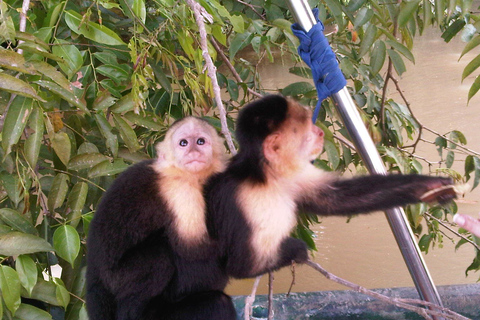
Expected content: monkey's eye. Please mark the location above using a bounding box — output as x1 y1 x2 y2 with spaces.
179 139 188 147
196 138 205 145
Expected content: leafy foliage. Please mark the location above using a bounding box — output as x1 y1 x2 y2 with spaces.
0 0 480 318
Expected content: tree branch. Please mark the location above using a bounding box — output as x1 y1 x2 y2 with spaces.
185 0 237 155
305 259 469 320
244 276 262 320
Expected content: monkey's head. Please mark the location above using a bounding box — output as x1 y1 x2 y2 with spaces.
156 117 226 177
236 95 324 179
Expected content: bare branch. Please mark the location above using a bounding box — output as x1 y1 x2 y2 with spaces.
244 276 262 320
268 272 274 320
185 0 237 155
305 259 470 320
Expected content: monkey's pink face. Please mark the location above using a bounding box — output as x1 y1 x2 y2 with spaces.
171 121 214 173
295 117 325 163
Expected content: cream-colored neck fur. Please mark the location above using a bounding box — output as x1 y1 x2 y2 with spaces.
152 160 224 245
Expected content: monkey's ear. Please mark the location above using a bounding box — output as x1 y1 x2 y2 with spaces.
263 133 281 163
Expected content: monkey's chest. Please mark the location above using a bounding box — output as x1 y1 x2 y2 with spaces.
161 182 208 245
238 186 297 266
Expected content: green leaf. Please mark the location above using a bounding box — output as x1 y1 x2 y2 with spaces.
358 24 377 58
385 39 415 63
281 82 315 97
31 61 71 91
94 114 118 157
24 106 44 168
53 278 70 309
441 19 466 43
229 32 254 59
2 96 33 155
53 225 80 267
15 255 38 296
68 153 109 170
398 0 421 28
0 209 37 235
0 48 37 74
29 279 61 306
52 39 83 79
123 112 164 131
47 173 70 213
324 139 340 169
96 65 130 85
468 75 480 103
51 132 71 167
289 67 312 79
13 303 52 320
110 92 136 113
0 173 24 207
64 10 127 46
34 80 89 115
323 0 345 30
0 74 44 102
0 266 21 315
370 40 386 75
387 49 406 76
353 7 373 29
66 182 88 228
460 35 480 59
118 0 146 23
88 159 129 178
113 114 141 152
462 54 480 81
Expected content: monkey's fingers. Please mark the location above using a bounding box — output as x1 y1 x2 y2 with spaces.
419 183 469 204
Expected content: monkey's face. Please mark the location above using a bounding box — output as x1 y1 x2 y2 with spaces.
171 120 215 173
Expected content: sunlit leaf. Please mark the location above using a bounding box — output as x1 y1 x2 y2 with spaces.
88 159 129 178
0 266 21 315
124 112 165 131
52 39 83 79
64 10 127 46
15 255 38 296
110 92 136 113
68 153 109 170
34 80 89 115
324 139 340 169
468 75 480 103
0 48 37 74
31 61 71 91
0 209 37 235
0 74 44 102
53 225 80 267
460 35 480 59
0 232 53 256
463 54 480 81
281 81 315 97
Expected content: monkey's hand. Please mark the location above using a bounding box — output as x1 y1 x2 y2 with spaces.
279 238 309 266
418 178 467 204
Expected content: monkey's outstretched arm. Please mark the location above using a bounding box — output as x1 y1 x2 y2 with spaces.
299 174 457 216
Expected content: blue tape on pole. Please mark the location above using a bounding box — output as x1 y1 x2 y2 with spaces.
291 9 347 122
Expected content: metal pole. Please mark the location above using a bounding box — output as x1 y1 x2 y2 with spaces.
287 0 444 314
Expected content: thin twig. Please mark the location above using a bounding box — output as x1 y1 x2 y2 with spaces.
210 37 263 99
185 0 237 155
305 259 470 320
268 272 274 320
424 212 480 251
244 276 262 320
286 261 296 296
17 0 31 54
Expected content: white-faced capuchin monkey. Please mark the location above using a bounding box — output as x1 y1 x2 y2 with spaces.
205 94 457 281
86 117 235 320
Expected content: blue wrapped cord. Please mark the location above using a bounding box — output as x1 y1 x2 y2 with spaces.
291 8 346 122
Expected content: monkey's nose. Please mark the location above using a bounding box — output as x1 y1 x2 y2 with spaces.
313 126 324 137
